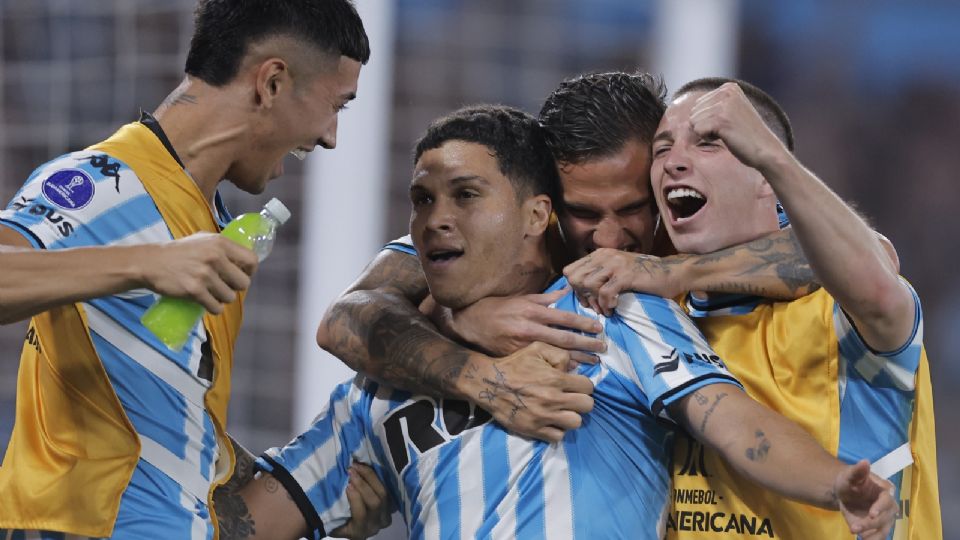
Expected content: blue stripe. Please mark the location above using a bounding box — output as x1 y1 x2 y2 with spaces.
200 413 217 480
86 296 195 373
278 383 353 472
405 449 426 540
514 451 546 540
435 439 461 540
111 460 210 539
49 193 164 249
635 294 698 352
304 395 371 515
475 427 509 539
383 242 416 256
90 331 190 459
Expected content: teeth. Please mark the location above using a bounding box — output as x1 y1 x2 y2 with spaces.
667 188 704 201
289 148 308 161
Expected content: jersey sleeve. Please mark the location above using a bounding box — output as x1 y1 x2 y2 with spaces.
256 377 380 539
834 278 923 391
0 150 168 250
605 292 743 422
382 234 416 256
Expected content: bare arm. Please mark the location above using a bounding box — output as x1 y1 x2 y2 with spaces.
671 384 897 539
690 82 914 351
214 437 391 540
0 225 257 324
564 227 817 315
317 248 595 442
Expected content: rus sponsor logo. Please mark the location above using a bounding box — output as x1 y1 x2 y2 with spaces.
666 510 774 537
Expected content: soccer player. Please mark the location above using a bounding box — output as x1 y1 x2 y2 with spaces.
232 105 896 540
0 1 369 538
564 79 940 539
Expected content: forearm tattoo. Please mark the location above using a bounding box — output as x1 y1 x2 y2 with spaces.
691 228 818 298
319 252 470 397
214 437 258 539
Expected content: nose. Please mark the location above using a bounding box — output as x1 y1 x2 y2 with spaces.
423 198 455 233
592 217 629 251
663 145 691 178
318 115 339 149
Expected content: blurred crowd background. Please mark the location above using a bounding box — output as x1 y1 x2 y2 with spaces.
1 0 957 537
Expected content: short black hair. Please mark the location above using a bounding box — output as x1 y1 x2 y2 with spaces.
674 77 795 151
414 105 560 203
185 0 370 87
538 71 667 165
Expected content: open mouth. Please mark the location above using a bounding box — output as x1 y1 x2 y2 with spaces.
666 187 707 220
427 249 464 263
289 146 313 161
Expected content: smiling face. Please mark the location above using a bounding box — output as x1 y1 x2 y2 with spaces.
410 140 550 310
228 53 361 194
556 138 657 259
650 91 778 254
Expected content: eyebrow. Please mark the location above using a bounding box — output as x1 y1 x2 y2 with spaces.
652 130 673 144
450 174 486 186
341 92 357 102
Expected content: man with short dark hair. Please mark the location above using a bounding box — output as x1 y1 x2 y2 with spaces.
0 1 368 537
236 105 897 540
566 77 940 539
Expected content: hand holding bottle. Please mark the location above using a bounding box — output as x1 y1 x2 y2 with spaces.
141 198 291 350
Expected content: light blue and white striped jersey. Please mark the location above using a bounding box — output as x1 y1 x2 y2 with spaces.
0 124 229 540
260 241 742 540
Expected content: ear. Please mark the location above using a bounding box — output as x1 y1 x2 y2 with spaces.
253 58 290 108
523 194 553 237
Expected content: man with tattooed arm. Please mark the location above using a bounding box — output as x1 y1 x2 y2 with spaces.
564 78 940 539
225 105 896 539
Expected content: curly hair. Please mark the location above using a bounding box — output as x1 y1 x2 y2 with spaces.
414 105 560 203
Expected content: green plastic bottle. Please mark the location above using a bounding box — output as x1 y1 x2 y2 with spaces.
141 198 291 351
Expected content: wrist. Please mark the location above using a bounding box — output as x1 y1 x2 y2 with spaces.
452 351 494 404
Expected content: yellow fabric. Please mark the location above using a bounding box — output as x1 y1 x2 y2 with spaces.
0 121 244 538
665 289 941 539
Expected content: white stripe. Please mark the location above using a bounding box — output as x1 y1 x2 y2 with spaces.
416 450 441 540
871 442 913 479
108 218 172 246
292 387 356 529
883 360 916 391
180 489 211 540
458 428 485 540
140 435 211 502
82 302 209 407
488 434 528 538
183 398 210 483
542 443 573 540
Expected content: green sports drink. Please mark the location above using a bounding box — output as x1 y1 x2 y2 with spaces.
141 198 291 351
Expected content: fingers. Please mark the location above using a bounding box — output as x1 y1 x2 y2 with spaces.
568 350 599 367
559 372 595 395
348 464 389 516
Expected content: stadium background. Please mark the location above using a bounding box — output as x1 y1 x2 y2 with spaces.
1 0 957 537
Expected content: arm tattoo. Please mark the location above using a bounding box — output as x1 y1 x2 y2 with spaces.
320 251 471 397
214 436 257 539
698 391 728 435
744 429 772 462
690 228 818 298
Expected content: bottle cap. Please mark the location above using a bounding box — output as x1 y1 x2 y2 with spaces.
264 198 292 225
